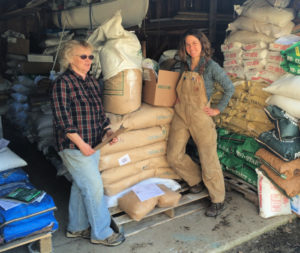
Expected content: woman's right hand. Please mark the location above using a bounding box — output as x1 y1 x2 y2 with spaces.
66 133 95 156
78 142 95 156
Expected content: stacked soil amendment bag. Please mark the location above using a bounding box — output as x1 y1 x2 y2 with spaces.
223 0 294 83
0 150 58 243
216 128 261 187
212 79 273 137
255 104 300 198
101 103 181 197
88 11 143 114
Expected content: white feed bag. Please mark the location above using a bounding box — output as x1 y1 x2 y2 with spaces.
263 74 300 100
266 95 300 119
227 16 294 38
225 30 275 44
234 0 294 27
0 148 27 171
221 42 243 52
243 42 267 51
256 169 291 218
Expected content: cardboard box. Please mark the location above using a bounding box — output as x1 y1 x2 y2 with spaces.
142 69 180 107
6 38 30 56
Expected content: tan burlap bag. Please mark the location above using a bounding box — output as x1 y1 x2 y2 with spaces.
157 184 181 208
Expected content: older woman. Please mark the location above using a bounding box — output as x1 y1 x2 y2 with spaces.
51 40 125 246
167 30 234 217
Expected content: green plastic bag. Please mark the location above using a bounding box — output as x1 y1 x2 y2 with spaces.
221 155 257 186
281 41 300 64
280 59 300 75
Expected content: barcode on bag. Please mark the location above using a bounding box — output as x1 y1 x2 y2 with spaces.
118 154 131 166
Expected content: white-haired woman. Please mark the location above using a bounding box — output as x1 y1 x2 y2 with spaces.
51 40 125 246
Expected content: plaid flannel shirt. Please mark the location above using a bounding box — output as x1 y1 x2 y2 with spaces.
51 69 109 151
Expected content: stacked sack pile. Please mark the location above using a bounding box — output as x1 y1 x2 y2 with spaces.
213 79 273 138
213 0 299 138
87 11 182 219
212 0 300 206
216 128 261 187
0 143 58 243
102 104 180 197
255 69 300 216
223 0 294 83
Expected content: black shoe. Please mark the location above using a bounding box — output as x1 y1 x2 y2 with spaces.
189 182 205 194
91 232 125 246
205 202 225 217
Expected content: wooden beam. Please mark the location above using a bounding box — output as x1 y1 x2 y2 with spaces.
209 0 217 43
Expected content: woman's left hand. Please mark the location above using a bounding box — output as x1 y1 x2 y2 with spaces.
105 129 118 145
203 107 220 117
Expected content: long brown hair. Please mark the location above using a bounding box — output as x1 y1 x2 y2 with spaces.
178 29 213 74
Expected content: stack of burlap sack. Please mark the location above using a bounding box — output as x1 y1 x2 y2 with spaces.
87 11 182 220
222 0 295 83
100 104 181 197
212 79 273 137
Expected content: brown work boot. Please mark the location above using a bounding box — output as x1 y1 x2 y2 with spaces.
66 227 91 239
189 182 205 194
91 232 125 247
205 202 225 217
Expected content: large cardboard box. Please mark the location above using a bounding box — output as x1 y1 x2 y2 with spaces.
6 38 30 55
142 69 180 107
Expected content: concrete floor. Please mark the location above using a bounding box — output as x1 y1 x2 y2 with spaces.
3 121 296 253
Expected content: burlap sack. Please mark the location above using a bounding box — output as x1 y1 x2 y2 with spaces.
259 164 300 197
107 103 174 132
256 148 300 180
157 184 181 208
246 107 272 125
100 125 169 156
104 169 155 196
103 69 142 115
247 121 273 137
101 156 170 185
118 191 158 221
99 141 167 171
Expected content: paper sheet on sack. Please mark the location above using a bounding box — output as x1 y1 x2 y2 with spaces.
132 183 165 202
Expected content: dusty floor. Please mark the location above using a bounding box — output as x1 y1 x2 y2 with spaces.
3 118 300 253
227 218 300 253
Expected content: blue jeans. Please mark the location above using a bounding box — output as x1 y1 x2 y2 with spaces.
59 149 113 240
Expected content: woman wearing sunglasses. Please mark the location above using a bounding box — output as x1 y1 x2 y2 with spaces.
51 40 125 246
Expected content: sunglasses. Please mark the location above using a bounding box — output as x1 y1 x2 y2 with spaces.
76 55 94 60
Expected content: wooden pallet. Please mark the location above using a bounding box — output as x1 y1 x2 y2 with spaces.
224 172 259 206
0 232 52 253
110 190 209 237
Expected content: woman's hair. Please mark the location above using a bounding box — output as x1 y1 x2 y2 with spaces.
59 40 93 72
178 29 213 74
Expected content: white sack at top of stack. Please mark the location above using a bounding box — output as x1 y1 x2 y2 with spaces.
88 11 142 115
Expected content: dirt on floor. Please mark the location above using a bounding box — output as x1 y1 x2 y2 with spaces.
227 217 300 253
